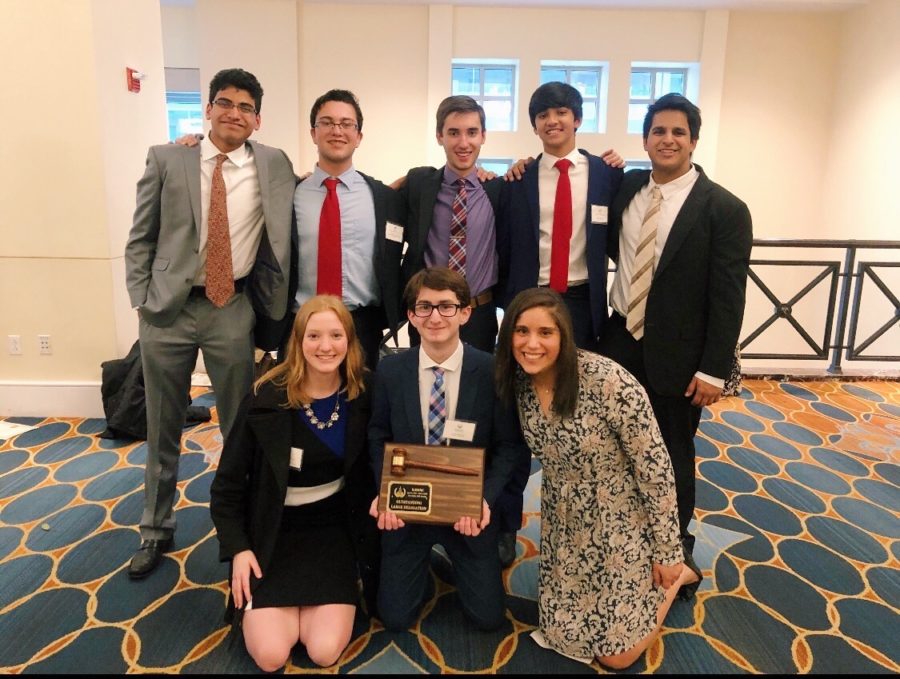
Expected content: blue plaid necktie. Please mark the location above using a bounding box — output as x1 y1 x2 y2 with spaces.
427 367 446 445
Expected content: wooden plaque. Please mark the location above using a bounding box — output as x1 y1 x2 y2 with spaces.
377 443 485 525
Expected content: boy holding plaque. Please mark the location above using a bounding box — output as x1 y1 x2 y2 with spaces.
368 267 528 631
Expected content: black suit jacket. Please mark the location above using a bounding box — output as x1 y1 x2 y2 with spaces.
209 376 379 613
367 344 527 509
398 166 502 295
254 171 404 351
496 150 623 335
609 166 752 396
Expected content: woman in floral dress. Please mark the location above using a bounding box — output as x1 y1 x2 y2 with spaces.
495 288 701 669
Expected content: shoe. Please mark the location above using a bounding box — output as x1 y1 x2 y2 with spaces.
128 538 172 579
498 531 517 569
678 549 703 600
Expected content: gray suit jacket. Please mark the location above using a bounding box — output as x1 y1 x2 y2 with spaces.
125 140 295 328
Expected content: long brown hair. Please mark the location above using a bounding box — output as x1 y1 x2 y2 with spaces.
255 296 366 406
495 288 579 418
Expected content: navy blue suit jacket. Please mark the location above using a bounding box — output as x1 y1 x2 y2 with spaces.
368 344 527 508
497 149 623 335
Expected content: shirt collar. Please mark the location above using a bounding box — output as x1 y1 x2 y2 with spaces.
312 164 360 190
443 165 478 188
418 340 464 372
539 147 583 171
201 136 252 167
649 164 699 199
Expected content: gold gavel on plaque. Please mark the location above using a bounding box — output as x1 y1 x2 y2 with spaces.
389 447 479 477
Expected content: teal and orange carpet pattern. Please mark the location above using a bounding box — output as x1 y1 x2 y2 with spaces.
0 380 898 673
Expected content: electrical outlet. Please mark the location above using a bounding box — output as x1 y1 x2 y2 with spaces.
7 335 22 355
38 334 52 355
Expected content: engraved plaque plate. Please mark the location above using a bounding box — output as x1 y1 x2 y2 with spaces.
378 443 485 525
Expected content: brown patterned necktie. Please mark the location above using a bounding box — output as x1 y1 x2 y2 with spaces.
206 153 234 307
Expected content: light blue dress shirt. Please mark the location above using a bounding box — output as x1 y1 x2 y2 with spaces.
293 165 380 311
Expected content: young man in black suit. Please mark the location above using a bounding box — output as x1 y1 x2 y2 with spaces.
599 94 753 598
368 267 528 631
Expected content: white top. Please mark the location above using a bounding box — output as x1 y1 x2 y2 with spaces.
194 136 265 284
537 149 589 287
417 340 464 442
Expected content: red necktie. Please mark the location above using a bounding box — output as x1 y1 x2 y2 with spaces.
317 177 342 297
549 158 573 293
205 153 234 307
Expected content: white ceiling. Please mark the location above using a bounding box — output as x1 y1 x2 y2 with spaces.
163 0 867 11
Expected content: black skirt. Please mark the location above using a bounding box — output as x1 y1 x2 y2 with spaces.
249 490 359 609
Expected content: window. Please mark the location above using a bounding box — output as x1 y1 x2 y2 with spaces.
478 158 513 175
451 61 517 132
628 63 696 134
165 68 203 142
624 159 652 172
540 62 608 133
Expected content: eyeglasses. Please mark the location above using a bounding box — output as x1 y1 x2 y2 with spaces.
412 302 463 318
314 119 359 132
212 98 258 115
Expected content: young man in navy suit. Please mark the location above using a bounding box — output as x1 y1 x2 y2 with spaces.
497 82 623 351
368 267 528 631
599 94 752 599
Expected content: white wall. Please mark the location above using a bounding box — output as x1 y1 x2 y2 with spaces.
0 0 166 416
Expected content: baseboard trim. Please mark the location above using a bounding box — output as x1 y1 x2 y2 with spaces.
0 381 104 418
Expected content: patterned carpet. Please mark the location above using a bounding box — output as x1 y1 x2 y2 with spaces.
0 380 898 673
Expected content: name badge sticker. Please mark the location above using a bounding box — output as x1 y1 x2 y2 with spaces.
591 204 608 224
444 419 476 443
289 447 304 471
386 222 404 243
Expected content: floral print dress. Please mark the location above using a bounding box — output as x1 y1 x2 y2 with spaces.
516 351 683 659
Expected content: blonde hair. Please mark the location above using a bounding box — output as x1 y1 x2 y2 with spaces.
255 295 366 407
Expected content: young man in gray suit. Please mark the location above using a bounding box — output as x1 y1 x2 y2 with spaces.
124 68 295 578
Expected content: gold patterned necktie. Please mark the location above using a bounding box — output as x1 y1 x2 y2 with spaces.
625 186 662 340
205 153 234 307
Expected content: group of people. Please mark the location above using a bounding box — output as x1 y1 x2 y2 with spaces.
123 66 752 671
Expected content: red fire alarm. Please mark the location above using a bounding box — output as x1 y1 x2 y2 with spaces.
126 67 144 93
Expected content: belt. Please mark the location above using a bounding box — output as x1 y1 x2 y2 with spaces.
469 290 493 309
189 277 247 297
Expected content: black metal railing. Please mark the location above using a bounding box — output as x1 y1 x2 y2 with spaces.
741 240 900 373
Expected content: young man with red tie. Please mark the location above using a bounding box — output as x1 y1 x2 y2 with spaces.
497 82 623 351
292 89 403 370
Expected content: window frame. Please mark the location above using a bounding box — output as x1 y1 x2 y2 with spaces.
627 62 699 135
539 60 609 134
451 59 518 132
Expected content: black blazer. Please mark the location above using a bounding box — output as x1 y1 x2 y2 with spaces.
367 344 528 508
209 376 379 613
496 150 623 336
253 172 404 351
398 165 503 295
609 166 753 396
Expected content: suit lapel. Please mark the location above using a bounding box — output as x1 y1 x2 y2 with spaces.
185 149 202 234
401 349 426 443
454 346 480 423
525 156 541 244
655 171 710 277
251 141 271 225
248 410 292 495
414 169 442 261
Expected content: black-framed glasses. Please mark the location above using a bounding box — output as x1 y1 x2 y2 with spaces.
314 119 359 132
412 302 463 318
212 98 257 115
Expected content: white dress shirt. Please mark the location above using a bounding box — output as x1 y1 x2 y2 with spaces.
194 137 264 284
537 149 589 287
417 341 464 443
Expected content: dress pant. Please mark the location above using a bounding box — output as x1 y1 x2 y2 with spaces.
377 522 505 631
598 312 701 553
138 290 255 540
556 283 599 352
351 305 388 372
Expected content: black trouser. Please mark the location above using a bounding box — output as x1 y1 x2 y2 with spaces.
598 312 701 553
553 283 599 352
